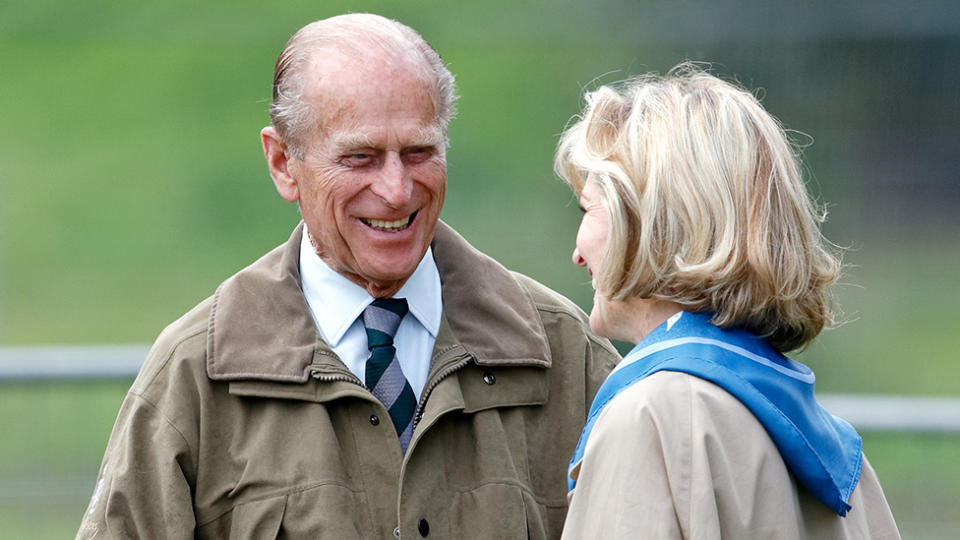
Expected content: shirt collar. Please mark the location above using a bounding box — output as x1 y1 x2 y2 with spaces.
299 224 442 346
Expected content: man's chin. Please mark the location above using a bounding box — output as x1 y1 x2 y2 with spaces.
361 276 413 298
355 261 422 296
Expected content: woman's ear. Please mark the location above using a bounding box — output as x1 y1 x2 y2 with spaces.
261 126 299 202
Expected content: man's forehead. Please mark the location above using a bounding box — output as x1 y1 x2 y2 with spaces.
303 44 432 97
304 50 438 115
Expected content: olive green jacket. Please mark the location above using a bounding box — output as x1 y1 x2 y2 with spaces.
77 222 618 540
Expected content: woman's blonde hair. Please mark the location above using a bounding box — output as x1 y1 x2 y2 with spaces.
555 62 841 352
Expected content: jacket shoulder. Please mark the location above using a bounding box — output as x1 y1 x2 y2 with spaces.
509 271 619 358
509 271 587 319
130 295 213 395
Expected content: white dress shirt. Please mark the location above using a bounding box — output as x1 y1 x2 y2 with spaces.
299 226 442 401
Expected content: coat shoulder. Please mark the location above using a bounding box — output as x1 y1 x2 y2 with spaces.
509 271 587 321
509 271 619 359
130 295 214 396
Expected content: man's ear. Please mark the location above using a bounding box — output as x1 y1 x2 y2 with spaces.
261 126 300 202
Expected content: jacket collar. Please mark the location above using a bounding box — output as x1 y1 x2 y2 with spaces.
207 221 551 383
430 221 551 368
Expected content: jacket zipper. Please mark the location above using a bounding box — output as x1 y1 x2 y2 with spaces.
308 354 473 431
412 352 473 429
308 369 363 386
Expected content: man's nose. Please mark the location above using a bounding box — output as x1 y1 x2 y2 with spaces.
371 153 412 206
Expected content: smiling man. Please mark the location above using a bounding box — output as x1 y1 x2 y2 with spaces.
77 14 618 540
261 29 447 300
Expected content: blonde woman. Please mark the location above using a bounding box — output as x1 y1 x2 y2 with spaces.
556 64 900 539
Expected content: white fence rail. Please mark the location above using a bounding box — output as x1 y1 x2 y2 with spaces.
818 394 960 433
0 344 150 380
3 345 960 433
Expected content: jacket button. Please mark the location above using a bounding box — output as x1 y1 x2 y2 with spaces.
418 518 430 537
393 526 400 538
369 414 380 426
482 372 496 385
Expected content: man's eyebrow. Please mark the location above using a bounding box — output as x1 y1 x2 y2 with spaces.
331 133 375 153
408 126 444 147
330 126 444 153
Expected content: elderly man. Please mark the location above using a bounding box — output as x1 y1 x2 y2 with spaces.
78 13 617 540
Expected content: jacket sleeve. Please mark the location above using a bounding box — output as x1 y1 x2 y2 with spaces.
76 391 197 540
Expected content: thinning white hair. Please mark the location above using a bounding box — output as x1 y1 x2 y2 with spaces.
269 13 458 158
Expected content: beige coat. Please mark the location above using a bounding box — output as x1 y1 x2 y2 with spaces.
562 371 902 539
77 222 619 540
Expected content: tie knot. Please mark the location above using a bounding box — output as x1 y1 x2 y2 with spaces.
362 298 409 348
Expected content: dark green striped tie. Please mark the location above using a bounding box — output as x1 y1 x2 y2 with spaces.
362 298 417 452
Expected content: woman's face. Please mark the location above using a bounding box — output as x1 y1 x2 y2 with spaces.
572 175 683 343
572 176 617 337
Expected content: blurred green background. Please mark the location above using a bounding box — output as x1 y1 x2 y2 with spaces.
2 0 958 538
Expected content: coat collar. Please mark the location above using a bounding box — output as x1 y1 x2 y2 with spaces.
430 221 551 368
206 221 551 383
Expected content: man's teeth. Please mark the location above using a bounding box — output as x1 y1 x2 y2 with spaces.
363 216 411 231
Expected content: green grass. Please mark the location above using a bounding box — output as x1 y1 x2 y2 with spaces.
0 382 127 539
798 245 960 396
0 382 127 477
1 0 958 538
862 433 960 540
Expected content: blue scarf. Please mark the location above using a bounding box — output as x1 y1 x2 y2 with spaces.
568 311 862 516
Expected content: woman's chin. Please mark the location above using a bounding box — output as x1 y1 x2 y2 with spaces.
588 308 612 340
588 297 637 343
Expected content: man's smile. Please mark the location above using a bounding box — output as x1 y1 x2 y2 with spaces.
360 210 418 232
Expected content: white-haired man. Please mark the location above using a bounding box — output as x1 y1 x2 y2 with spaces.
78 13 617 540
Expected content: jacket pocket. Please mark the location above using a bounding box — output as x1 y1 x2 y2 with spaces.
278 483 370 539
206 484 371 539
520 489 551 540
448 482 547 540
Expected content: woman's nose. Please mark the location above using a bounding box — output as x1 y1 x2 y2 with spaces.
572 248 586 267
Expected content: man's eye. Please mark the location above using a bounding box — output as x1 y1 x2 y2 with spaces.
341 153 374 167
403 147 433 163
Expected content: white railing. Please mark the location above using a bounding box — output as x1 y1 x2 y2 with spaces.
2 345 960 433
0 344 150 380
817 394 960 433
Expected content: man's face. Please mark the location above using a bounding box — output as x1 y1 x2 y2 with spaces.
289 54 447 297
